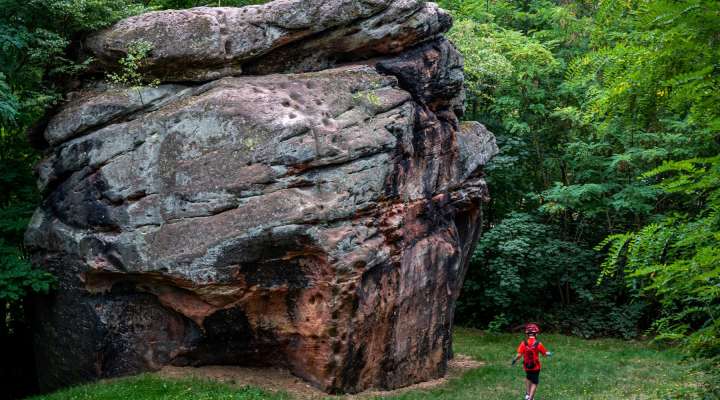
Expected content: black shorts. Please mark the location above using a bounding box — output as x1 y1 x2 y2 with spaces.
525 370 540 384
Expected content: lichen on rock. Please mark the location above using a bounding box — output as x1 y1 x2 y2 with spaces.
27 0 498 394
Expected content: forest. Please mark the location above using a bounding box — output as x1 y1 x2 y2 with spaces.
1 0 718 398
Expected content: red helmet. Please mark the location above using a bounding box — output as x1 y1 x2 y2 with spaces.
525 323 540 334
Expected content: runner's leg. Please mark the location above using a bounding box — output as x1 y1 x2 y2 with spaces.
525 378 531 399
528 383 538 399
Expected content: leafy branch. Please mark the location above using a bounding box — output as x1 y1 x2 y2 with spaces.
106 39 160 88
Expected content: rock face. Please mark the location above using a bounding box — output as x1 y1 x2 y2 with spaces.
27 0 498 394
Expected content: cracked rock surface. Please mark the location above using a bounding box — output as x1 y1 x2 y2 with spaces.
27 0 498 394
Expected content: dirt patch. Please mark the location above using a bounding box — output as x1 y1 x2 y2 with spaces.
157 354 484 399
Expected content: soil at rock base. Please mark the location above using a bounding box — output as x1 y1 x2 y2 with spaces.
157 354 484 399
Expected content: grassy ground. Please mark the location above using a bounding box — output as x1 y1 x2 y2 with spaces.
30 328 708 400
28 375 289 400
396 327 706 400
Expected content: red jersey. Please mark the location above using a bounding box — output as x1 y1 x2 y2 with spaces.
517 337 548 371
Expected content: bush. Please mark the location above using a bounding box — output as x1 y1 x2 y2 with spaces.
457 212 643 338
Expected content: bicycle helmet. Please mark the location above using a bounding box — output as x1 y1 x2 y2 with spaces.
525 323 540 334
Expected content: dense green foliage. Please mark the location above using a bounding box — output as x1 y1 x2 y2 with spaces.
32 329 713 400
599 157 720 359
441 0 647 339
586 0 720 365
441 0 720 382
0 129 51 317
460 212 645 339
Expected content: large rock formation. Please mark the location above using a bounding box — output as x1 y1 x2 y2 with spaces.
26 0 498 394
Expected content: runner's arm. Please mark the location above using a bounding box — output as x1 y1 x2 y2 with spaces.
539 343 551 356
511 342 524 365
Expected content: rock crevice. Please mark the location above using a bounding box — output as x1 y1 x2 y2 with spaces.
27 0 498 394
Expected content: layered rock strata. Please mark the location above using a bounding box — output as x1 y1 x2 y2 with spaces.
26 0 498 393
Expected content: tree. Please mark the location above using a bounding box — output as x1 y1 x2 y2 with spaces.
588 0 720 376
443 0 647 338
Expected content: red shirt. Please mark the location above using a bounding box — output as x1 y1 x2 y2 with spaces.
517 337 548 371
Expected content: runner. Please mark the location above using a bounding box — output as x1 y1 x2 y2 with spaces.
511 323 552 400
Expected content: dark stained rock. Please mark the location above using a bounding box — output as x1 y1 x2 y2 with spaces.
27 0 498 394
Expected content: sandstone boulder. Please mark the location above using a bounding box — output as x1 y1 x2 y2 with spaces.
27 0 497 394
84 0 451 81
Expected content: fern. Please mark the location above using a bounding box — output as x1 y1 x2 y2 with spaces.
598 156 720 358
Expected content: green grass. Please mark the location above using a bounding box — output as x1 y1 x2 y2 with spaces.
395 327 706 400
31 328 708 400
28 375 289 400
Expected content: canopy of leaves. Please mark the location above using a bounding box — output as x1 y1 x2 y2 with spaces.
445 2 719 379
578 0 720 363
